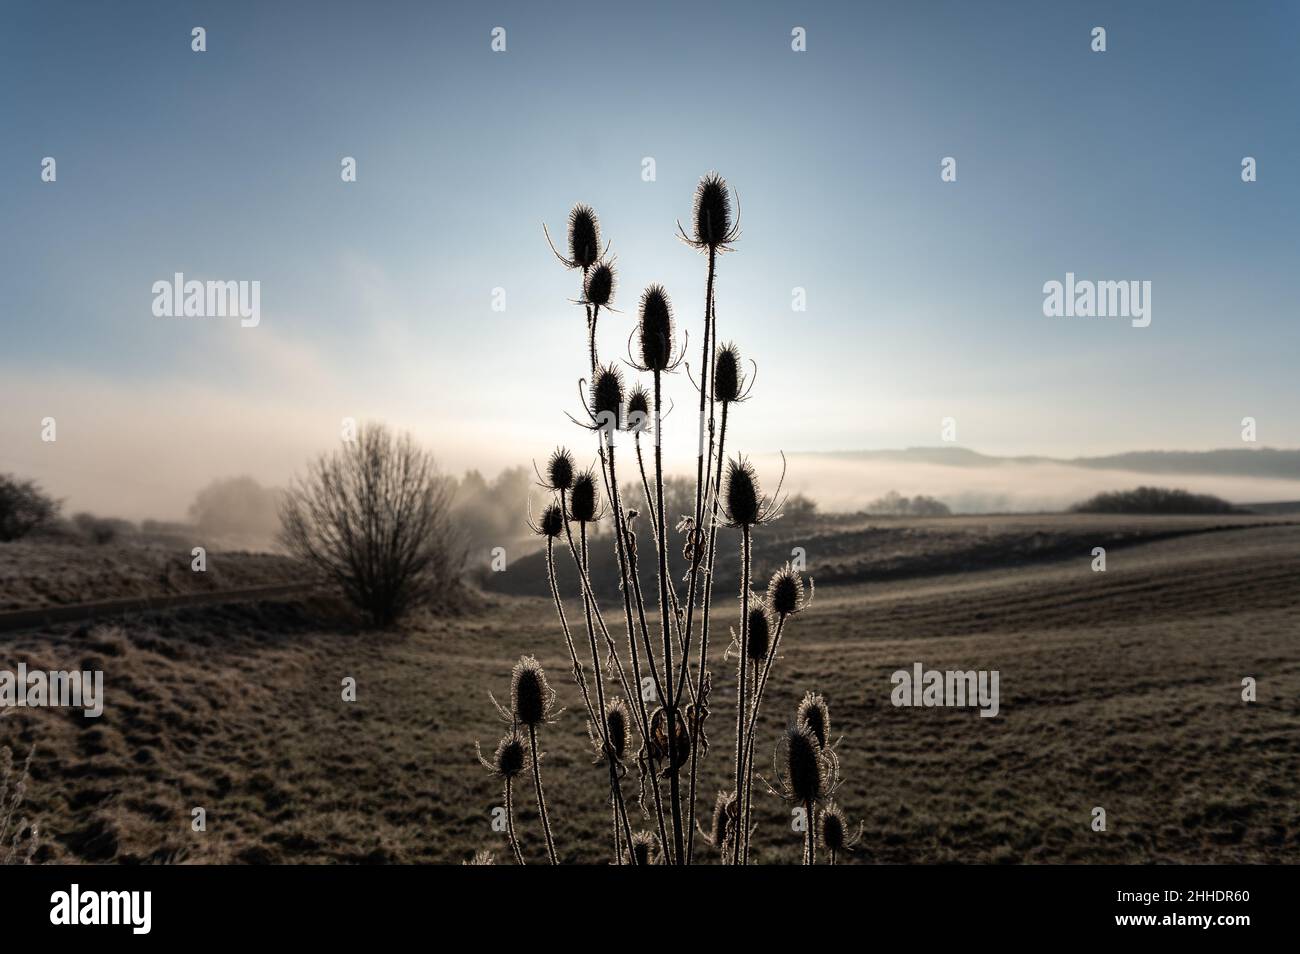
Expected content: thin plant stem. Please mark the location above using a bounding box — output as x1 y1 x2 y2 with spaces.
653 370 685 864
527 724 559 865
741 614 786 863
806 800 817 865
731 525 752 865
683 398 729 862
504 778 525 865
545 535 597 730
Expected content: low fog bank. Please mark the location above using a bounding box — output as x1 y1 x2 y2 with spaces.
775 454 1300 514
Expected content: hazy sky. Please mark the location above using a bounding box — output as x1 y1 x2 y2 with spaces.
2 1 1298 519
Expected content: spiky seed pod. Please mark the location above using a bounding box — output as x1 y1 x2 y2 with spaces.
724 457 761 527
820 803 848 855
649 706 691 772
534 503 564 538
604 699 629 761
510 656 553 727
570 471 599 523
745 603 772 663
637 284 675 372
693 173 732 248
709 790 739 853
463 849 497 865
767 563 809 618
784 725 824 805
584 261 615 307
590 364 625 425
797 691 831 751
546 447 575 491
569 204 600 270
626 383 651 430
714 342 743 404
477 731 528 779
625 830 660 866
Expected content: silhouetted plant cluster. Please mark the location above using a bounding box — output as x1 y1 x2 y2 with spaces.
476 175 860 864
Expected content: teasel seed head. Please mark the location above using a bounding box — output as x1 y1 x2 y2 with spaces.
463 849 497 865
569 204 601 270
714 341 745 404
709 789 739 854
625 830 661 866
589 363 625 425
820 803 848 854
535 503 564 539
693 172 735 249
569 471 600 523
745 602 772 663
604 698 629 761
584 261 615 308
637 284 676 373
546 447 575 491
510 655 554 727
723 456 761 527
767 563 812 618
784 724 824 805
626 383 651 431
477 731 528 779
797 691 831 751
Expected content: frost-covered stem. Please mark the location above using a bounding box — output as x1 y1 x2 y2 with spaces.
683 399 729 863
503 778 525 865
731 525 752 865
546 533 597 730
527 724 558 864
741 614 786 864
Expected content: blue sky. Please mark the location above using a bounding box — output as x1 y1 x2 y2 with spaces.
2 0 1297 516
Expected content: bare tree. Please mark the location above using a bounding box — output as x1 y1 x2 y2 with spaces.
278 424 461 625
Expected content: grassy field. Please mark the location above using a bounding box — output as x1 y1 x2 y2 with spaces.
1 514 1297 864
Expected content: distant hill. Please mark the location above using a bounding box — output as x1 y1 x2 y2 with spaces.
806 447 1300 480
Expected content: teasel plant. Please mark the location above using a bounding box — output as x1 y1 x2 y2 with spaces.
477 174 851 864
488 656 562 864
475 730 529 865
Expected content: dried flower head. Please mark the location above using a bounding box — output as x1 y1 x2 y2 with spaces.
599 698 629 762
724 457 760 527
476 731 529 779
569 204 601 270
589 363 625 428
713 341 747 404
796 691 831 750
528 502 564 539
584 261 616 308
624 830 660 866
680 172 741 251
636 284 677 373
569 471 601 523
767 563 813 618
510 655 555 727
707 789 740 855
544 203 605 270
745 602 772 663
819 802 863 857
546 447 575 491
769 722 840 808
463 849 497 865
625 383 651 432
